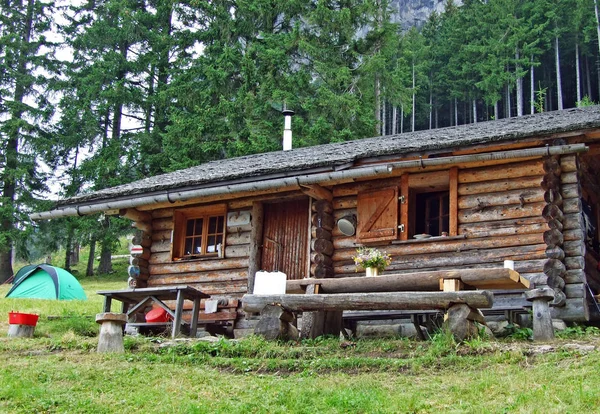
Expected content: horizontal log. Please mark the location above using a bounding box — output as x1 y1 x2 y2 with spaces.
551 298 588 322
226 231 251 246
132 247 151 261
131 257 149 268
288 268 527 293
147 269 248 285
311 213 335 231
565 283 585 298
458 221 547 239
151 229 172 242
543 157 561 175
543 189 563 206
227 222 252 233
149 258 249 275
541 174 561 191
565 255 584 270
547 218 563 231
311 239 333 256
312 199 333 214
459 160 543 184
151 240 171 254
543 229 564 247
132 233 152 248
458 188 543 210
458 202 545 224
458 175 542 196
333 197 357 210
560 183 580 200
333 177 400 198
564 240 586 257
151 208 174 219
241 291 494 313
560 154 578 172
225 244 249 258
310 263 334 278
543 259 566 278
311 227 332 241
152 217 173 231
545 246 565 260
563 213 584 231
333 233 544 262
563 229 583 241
563 198 582 214
311 252 333 267
560 171 578 185
227 191 303 210
334 245 547 274
120 208 152 223
542 204 564 222
564 269 585 284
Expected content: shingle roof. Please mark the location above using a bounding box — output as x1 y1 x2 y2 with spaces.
59 106 600 206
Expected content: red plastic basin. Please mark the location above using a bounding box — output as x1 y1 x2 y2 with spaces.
145 307 171 323
8 312 39 326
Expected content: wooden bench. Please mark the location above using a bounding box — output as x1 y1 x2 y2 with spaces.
243 268 530 340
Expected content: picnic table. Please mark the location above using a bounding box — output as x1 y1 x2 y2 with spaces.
97 285 210 339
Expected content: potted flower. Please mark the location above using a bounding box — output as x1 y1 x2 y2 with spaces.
352 247 392 277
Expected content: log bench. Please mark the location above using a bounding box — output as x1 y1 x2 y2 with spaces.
342 310 444 340
243 268 531 341
242 291 494 341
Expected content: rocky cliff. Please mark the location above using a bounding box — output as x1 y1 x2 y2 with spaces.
390 0 462 30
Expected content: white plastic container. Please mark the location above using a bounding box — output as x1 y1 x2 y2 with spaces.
253 271 287 294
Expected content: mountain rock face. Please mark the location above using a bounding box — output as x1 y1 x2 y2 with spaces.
390 0 462 30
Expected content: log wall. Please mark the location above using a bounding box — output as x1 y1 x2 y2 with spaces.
145 206 251 298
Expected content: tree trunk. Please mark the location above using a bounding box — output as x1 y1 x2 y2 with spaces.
400 104 404 133
64 227 73 271
375 76 381 135
0 0 35 283
454 98 458 126
411 61 416 132
86 236 96 276
392 106 397 134
472 99 477 123
98 217 113 274
555 36 563 110
494 101 499 120
575 42 581 104
429 81 432 129
530 58 535 114
516 48 523 116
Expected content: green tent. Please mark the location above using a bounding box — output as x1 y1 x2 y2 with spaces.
6 265 87 300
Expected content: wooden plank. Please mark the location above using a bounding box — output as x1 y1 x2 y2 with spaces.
149 258 249 275
241 291 494 313
458 188 544 210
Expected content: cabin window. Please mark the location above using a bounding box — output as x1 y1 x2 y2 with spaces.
172 205 226 260
399 169 458 241
414 191 450 236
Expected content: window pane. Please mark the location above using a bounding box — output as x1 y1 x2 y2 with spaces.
186 219 195 236
217 216 224 232
193 238 202 254
207 235 216 253
194 218 203 235
442 195 450 214
184 239 193 255
208 216 218 234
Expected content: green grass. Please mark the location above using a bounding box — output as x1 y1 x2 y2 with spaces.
2 246 600 412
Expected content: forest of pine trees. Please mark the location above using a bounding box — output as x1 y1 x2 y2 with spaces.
1 0 599 281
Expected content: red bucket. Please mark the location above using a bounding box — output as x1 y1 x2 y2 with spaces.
145 307 171 323
8 312 39 326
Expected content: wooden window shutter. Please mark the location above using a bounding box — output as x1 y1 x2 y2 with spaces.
357 187 399 242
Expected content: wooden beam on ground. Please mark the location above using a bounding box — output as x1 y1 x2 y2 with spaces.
286 268 528 294
241 291 494 313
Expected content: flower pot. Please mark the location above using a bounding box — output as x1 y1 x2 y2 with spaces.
365 267 379 277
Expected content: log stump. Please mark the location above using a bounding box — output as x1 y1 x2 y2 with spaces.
96 312 128 353
7 324 36 338
524 288 555 341
254 305 299 341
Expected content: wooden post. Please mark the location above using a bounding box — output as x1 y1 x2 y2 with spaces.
524 288 555 341
247 202 264 295
96 312 127 353
300 283 324 339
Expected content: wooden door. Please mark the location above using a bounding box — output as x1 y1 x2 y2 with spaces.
261 198 309 280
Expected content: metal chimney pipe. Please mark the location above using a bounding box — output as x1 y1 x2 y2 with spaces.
282 109 294 151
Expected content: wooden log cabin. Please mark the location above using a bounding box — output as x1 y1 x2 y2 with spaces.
32 106 600 332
